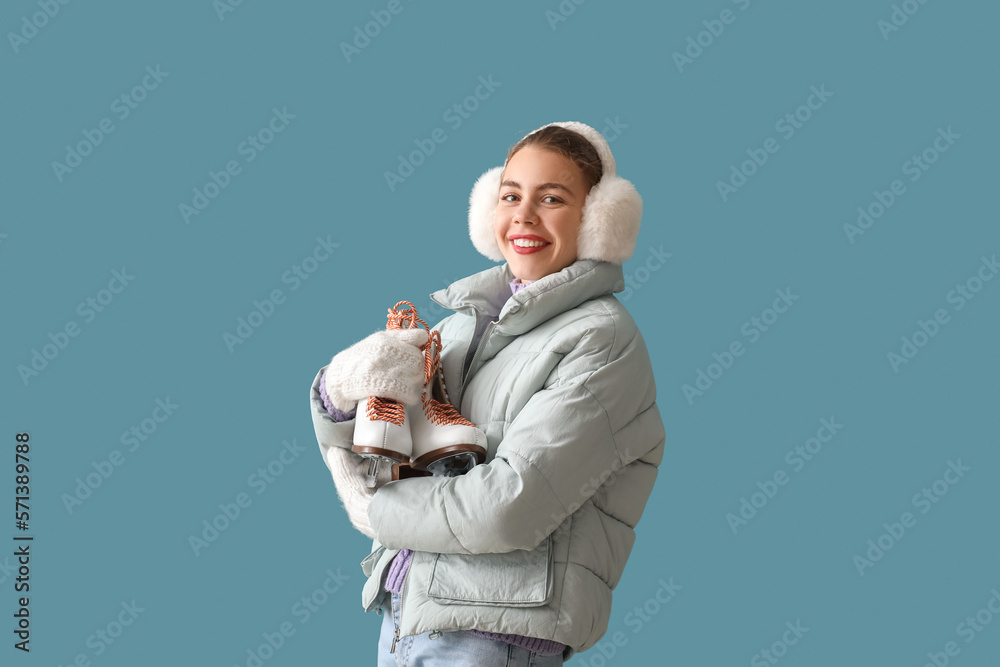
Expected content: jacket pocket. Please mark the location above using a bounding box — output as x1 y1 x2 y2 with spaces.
360 546 386 578
426 536 553 607
361 547 396 613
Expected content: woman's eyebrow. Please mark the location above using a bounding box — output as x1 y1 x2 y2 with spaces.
500 179 575 194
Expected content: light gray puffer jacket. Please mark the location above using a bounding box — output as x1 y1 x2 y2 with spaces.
310 258 665 661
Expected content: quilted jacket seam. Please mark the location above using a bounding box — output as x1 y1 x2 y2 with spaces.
503 448 570 520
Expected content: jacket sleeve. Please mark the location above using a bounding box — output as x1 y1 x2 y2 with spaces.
310 366 357 453
310 366 391 539
367 322 664 555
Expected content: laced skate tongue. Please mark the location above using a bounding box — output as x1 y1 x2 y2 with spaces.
427 399 475 427
368 396 405 426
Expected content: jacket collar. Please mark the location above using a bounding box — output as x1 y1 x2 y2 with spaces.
430 259 626 336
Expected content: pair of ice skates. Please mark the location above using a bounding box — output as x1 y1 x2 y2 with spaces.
352 301 487 486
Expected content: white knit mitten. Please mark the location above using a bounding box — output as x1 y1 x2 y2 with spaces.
324 328 429 414
325 445 393 539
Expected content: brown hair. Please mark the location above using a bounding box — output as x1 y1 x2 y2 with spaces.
505 125 603 195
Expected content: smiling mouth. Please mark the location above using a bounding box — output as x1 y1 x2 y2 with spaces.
511 238 548 248
509 236 551 255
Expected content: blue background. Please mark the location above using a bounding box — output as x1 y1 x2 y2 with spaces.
2 0 998 665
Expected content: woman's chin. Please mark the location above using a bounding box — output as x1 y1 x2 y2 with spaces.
509 262 543 282
507 255 575 282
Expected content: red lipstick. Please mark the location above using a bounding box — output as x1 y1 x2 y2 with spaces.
509 234 551 255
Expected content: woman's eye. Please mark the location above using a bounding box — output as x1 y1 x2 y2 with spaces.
499 193 561 203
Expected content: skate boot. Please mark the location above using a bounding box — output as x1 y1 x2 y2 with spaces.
401 328 487 480
351 301 426 486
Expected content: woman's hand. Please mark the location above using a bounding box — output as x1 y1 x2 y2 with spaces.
324 328 429 413
325 446 393 539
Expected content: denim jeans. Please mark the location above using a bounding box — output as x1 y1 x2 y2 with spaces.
377 592 564 666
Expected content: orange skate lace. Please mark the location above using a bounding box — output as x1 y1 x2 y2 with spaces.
425 397 475 427
422 329 475 427
386 301 428 333
366 396 405 426
376 301 474 428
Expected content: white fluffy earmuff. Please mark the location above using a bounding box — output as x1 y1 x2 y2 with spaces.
467 121 643 264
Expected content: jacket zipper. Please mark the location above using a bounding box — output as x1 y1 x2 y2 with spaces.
390 564 412 654
459 320 496 406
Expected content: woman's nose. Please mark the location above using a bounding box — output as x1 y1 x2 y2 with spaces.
514 201 536 224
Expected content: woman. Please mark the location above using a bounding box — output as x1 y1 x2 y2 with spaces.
310 121 665 664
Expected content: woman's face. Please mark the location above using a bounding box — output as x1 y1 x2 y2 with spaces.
494 145 588 282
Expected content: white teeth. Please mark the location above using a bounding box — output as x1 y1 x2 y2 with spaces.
512 238 547 247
